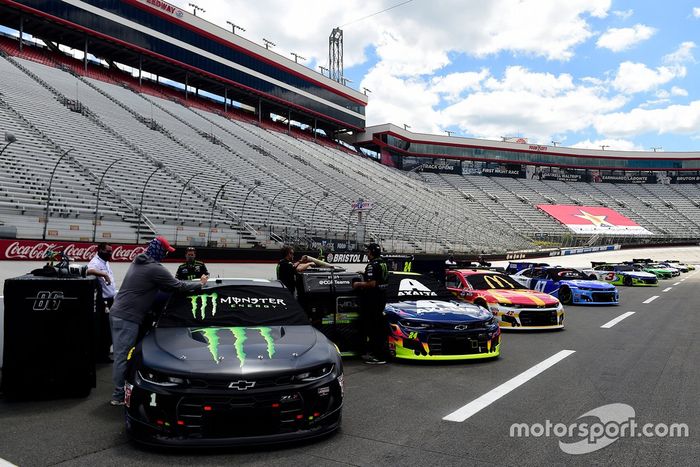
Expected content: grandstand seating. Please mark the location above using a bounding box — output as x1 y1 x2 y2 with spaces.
1 36 699 253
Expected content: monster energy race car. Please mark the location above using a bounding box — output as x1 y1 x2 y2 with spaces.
124 279 343 447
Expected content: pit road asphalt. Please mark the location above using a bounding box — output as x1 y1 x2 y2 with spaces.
0 255 698 466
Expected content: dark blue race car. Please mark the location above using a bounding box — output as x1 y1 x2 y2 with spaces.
510 267 619 305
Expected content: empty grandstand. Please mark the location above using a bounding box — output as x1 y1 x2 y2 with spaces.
0 1 698 255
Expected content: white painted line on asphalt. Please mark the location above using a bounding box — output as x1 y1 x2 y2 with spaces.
643 296 659 304
0 458 18 467
680 278 686 282
662 287 672 292
673 282 681 286
601 312 636 329
443 350 576 422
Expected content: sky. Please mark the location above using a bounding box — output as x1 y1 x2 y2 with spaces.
162 0 700 152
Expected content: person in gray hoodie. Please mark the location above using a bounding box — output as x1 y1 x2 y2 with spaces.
109 236 206 406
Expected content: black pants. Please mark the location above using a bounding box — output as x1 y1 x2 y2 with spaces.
359 293 388 357
95 296 114 362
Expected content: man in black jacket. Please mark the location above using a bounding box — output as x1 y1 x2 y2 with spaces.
175 247 209 281
108 236 206 406
352 243 389 364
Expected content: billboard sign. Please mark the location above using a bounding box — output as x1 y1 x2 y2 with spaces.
536 205 653 235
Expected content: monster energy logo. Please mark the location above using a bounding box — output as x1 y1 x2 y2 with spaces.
193 327 276 367
190 293 286 320
190 293 218 320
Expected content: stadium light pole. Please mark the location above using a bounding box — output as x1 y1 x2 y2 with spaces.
226 21 245 35
403 124 411 131
208 177 236 247
42 148 75 241
189 3 205 16
445 130 454 137
319 65 329 76
600 145 610 150
375 204 394 244
363 87 372 95
136 163 163 244
239 180 262 248
263 38 276 50
0 132 17 158
291 190 313 223
92 157 123 242
174 171 204 246
551 141 560 147
328 197 349 241
290 52 307 64
651 146 662 152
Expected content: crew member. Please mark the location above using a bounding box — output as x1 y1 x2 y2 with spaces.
109 236 206 406
352 243 389 365
86 243 116 363
276 245 314 295
176 246 209 281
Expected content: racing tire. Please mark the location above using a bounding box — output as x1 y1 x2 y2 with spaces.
558 287 572 305
623 275 633 286
588 274 597 280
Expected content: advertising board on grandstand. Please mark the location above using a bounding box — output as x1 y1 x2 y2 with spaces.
0 239 146 262
537 205 653 236
351 199 374 211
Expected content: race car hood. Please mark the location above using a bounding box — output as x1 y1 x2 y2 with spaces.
385 299 491 322
141 325 333 376
485 289 560 307
562 280 616 290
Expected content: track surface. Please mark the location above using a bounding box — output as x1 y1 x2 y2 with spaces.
1 256 699 465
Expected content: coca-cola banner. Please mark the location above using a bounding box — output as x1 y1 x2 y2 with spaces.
0 239 146 262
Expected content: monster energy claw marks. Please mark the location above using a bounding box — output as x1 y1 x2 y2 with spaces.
193 327 276 367
190 293 218 320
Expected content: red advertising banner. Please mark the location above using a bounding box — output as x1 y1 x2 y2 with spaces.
536 205 653 235
0 239 147 262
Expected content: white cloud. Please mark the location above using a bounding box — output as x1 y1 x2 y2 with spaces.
431 70 489 103
595 101 700 137
671 86 689 96
596 24 656 52
693 7 700 18
663 41 696 64
612 62 685 94
436 67 626 143
612 9 633 20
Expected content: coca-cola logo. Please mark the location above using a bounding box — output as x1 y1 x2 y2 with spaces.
1 240 147 262
112 245 147 262
5 242 61 260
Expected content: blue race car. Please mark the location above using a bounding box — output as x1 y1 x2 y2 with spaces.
510 267 619 305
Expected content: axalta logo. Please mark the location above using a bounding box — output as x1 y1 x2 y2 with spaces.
193 327 276 367
190 293 287 319
398 279 437 297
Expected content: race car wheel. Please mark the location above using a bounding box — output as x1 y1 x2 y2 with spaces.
588 274 597 280
623 275 633 286
559 287 572 305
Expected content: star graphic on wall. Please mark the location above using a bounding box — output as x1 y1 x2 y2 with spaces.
574 210 615 227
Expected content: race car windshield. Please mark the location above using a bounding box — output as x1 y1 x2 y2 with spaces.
385 273 455 302
157 285 309 328
466 273 519 290
551 269 587 280
614 265 634 271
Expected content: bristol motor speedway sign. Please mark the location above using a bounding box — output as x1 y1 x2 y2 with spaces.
0 240 146 262
536 205 653 236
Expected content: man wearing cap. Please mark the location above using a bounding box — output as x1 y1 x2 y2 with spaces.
352 242 389 364
176 247 209 281
108 236 207 406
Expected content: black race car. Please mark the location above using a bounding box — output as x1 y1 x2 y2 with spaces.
124 279 343 447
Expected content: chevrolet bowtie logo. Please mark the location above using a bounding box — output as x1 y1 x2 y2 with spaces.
228 380 256 390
